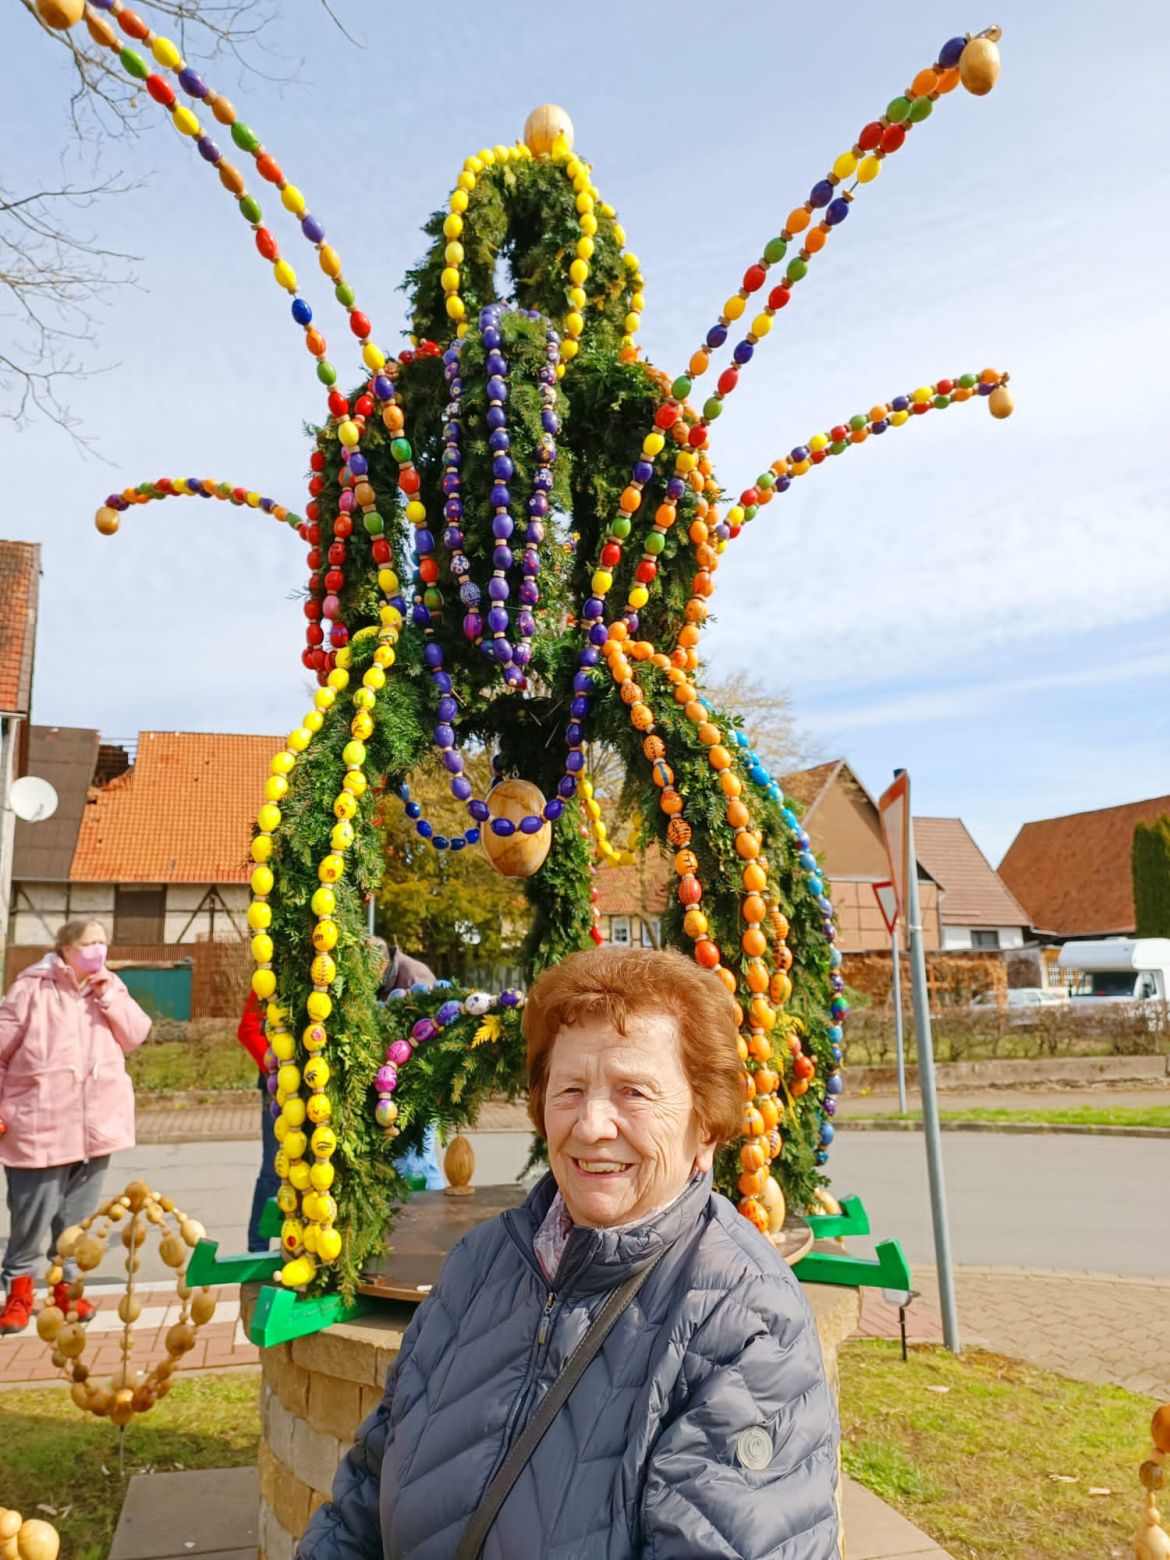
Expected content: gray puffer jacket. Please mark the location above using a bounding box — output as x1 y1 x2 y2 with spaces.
298 1171 840 1559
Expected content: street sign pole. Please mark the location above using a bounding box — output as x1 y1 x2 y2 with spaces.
898 773 961 1354
890 923 906 1115
870 881 906 1116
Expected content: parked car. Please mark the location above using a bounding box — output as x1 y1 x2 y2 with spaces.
970 987 1069 1026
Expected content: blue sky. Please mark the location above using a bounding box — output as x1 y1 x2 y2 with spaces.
3 1 1167 864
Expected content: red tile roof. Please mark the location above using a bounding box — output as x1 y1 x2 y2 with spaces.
595 850 670 917
914 817 1029 929
70 731 282 884
0 541 40 715
779 760 844 814
999 796 1170 937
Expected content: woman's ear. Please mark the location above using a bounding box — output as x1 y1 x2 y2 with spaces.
693 1136 718 1174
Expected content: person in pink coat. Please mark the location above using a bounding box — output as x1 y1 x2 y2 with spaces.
0 918 152 1334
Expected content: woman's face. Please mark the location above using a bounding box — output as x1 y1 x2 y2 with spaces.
544 1010 716 1229
63 923 108 974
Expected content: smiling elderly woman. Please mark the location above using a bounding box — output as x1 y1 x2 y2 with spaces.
298 946 840 1560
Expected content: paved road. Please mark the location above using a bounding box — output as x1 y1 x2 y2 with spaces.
3 1129 1165 1283
825 1130 1170 1279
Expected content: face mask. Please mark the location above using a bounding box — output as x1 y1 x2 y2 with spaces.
72 944 108 976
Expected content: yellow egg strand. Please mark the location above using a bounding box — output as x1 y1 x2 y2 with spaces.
580 776 637 868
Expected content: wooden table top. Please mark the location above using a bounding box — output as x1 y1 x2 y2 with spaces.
357 1186 813 1304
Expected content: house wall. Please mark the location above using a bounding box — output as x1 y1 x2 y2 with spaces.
9 881 116 946
164 884 248 943
601 912 660 948
941 924 1027 952
829 877 942 954
0 716 19 954
807 780 891 881
8 881 249 947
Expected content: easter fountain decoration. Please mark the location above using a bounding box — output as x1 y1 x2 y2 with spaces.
39 0 1011 1333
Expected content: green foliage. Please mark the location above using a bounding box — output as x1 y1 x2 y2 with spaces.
1132 816 1170 937
374 754 531 979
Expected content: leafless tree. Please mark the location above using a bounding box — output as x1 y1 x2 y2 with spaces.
702 669 823 779
5 0 351 436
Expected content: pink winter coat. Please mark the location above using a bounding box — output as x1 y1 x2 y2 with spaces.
0 954 152 1170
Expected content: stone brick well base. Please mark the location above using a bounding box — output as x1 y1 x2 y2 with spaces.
242 1282 860 1560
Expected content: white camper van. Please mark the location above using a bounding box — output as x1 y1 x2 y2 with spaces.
1056 938 1170 1003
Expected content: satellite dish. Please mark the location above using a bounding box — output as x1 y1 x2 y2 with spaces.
9 775 59 823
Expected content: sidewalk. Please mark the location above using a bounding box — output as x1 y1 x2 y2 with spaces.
854 1264 1170 1400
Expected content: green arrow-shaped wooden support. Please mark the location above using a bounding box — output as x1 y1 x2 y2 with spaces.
794 1237 911 1291
804 1194 870 1240
185 1237 282 1288
258 1197 282 1238
248 1282 373 1347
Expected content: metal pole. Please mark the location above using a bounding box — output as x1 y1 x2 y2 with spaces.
367 896 376 936
897 769 961 1353
891 923 907 1115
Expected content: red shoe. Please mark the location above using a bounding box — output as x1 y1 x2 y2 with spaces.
52 1282 96 1324
0 1275 34 1335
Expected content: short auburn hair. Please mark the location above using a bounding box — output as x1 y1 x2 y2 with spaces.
523 945 743 1144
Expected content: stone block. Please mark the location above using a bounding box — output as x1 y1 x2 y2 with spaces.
291 1415 346 1497
272 1465 312 1543
260 1498 294 1560
309 1489 330 1518
292 1322 383 1386
258 1440 279 1510
265 1343 310 1416
109 1467 258 1559
375 1344 404 1386
359 1383 384 1421
268 1385 297 1468
308 1371 364 1443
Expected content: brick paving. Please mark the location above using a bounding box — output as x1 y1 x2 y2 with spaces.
0 1280 259 1387
854 1265 1170 1399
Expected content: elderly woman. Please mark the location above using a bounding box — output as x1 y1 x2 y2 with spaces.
0 919 151 1334
299 945 839 1559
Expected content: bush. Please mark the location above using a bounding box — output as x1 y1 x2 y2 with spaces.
844 1001 1168 1066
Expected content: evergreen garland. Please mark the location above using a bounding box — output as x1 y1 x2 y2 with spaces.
267 151 838 1295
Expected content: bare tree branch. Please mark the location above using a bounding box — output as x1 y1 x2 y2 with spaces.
5 0 319 437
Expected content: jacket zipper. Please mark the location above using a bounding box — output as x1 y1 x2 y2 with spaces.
485 1287 557 1491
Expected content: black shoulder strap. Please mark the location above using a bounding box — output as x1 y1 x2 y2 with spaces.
454 1252 664 1560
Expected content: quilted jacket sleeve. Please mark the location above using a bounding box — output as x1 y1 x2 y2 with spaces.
296 1370 396 1560
0 975 33 1099
640 1280 840 1559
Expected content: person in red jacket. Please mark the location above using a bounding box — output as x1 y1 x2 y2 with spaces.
238 992 279 1251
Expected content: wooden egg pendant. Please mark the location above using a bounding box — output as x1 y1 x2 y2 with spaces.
988 385 1014 419
523 103 574 157
959 36 1000 96
35 0 84 28
481 778 552 878
761 1175 787 1234
443 1134 476 1197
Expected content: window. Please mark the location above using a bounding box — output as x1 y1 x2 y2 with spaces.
971 929 1000 950
113 886 165 943
609 916 631 946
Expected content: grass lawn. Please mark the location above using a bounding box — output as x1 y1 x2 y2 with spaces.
840 1341 1155 1558
127 1033 256 1095
871 1105 1170 1130
0 1372 259 1559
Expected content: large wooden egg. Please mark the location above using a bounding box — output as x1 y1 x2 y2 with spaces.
481 778 552 878
523 104 574 157
959 37 1000 96
988 385 1014 420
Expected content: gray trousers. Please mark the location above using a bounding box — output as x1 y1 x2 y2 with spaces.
2 1157 110 1284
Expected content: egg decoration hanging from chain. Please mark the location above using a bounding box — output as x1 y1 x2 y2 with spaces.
957 29 1002 95
37 1180 216 1426
482 778 553 878
34 0 83 29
